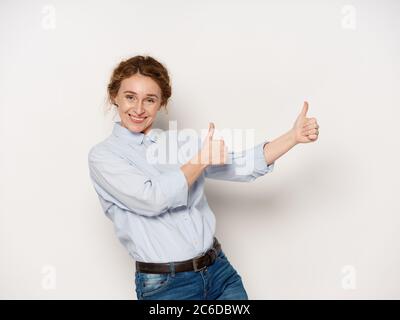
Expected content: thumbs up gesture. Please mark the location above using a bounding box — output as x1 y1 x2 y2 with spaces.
200 122 228 166
291 101 320 144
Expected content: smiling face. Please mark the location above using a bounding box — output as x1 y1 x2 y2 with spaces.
113 73 163 135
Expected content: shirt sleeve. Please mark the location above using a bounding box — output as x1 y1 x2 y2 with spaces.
203 139 275 182
88 146 189 217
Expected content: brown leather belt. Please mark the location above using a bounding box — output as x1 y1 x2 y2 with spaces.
135 237 222 274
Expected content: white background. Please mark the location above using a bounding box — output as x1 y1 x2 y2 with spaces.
1 0 399 299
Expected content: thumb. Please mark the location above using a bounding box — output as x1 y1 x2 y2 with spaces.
300 101 309 117
207 122 215 140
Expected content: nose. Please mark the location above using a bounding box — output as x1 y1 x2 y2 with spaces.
135 101 145 116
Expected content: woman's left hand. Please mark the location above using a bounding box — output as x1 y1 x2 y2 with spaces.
291 101 320 144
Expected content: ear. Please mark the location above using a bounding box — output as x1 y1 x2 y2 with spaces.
110 94 118 107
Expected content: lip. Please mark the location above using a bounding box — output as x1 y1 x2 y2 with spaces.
129 114 147 124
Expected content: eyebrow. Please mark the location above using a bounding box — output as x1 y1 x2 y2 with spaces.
123 91 159 98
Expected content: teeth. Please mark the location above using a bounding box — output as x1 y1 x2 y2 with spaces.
129 114 146 121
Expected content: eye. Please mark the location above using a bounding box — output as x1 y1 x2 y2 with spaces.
146 99 155 103
126 95 135 100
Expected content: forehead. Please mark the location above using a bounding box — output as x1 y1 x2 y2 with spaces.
119 73 161 96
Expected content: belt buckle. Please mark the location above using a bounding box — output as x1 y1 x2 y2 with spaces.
192 257 206 272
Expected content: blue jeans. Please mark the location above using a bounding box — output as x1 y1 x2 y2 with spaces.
135 249 249 300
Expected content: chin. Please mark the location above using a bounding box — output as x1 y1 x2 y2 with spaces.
125 119 152 133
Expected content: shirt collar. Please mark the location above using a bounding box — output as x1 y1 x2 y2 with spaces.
112 121 158 145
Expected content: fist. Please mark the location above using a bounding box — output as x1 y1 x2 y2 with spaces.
200 122 228 166
292 101 320 144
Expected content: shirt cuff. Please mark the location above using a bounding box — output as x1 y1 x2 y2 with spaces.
156 169 189 209
253 140 275 175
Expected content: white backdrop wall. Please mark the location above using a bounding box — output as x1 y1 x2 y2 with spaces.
1 0 399 299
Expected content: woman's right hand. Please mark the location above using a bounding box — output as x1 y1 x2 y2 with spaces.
199 122 228 167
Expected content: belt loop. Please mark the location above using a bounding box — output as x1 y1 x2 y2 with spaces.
210 247 218 260
169 262 175 277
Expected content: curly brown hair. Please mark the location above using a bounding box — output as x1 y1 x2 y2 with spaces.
107 55 172 112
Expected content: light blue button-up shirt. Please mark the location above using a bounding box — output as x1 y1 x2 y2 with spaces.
88 121 275 263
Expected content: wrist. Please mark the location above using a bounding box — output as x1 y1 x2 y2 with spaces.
189 151 209 169
288 129 298 146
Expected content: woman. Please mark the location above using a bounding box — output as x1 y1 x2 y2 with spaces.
88 55 319 300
